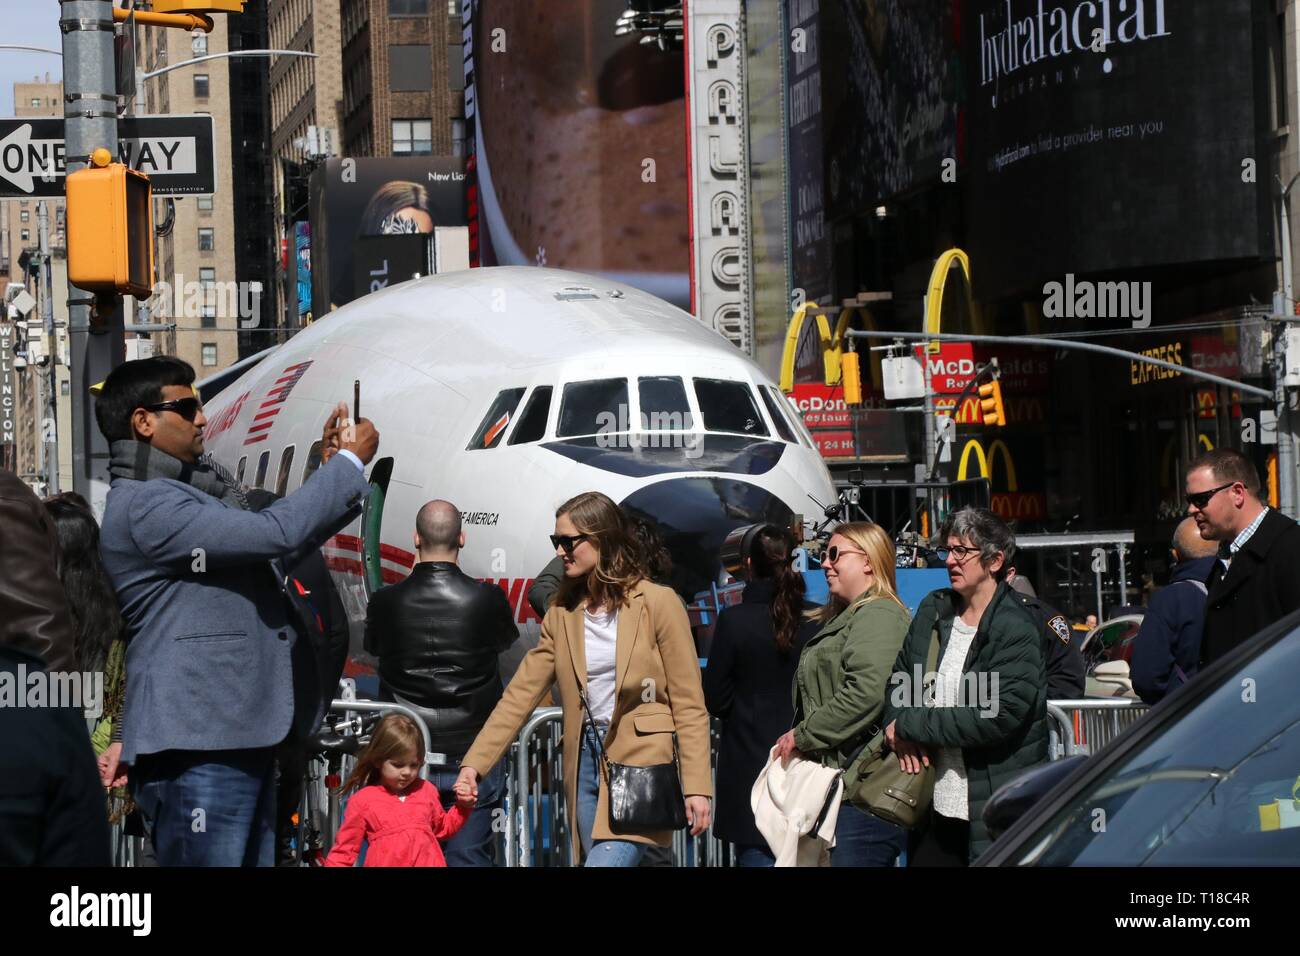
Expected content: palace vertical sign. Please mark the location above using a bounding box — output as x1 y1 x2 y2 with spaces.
0 322 15 471
686 0 751 353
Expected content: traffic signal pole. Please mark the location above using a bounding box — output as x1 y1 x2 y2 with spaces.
60 0 122 508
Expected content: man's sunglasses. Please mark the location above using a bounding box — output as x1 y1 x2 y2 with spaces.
1185 482 1236 511
550 533 591 554
142 397 203 421
825 545 866 564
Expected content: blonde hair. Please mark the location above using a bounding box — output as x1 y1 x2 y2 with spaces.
553 491 648 613
336 714 423 796
818 521 907 622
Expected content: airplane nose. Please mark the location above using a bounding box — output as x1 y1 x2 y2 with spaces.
619 477 795 602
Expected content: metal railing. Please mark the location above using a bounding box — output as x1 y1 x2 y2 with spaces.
1045 698 1150 760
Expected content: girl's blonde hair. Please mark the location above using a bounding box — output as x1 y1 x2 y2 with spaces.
336 714 423 796
818 521 907 622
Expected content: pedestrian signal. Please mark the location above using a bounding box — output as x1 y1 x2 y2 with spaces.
66 152 154 298
978 379 1006 427
841 350 862 405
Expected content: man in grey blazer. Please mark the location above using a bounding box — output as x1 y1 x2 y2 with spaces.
96 356 378 866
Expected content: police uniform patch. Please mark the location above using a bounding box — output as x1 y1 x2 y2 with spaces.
1049 615 1070 645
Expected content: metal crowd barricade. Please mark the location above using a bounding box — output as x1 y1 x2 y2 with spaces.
501 708 734 867
1045 698 1150 760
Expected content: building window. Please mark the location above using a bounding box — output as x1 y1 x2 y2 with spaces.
448 38 465 91
19 211 28 222
198 227 215 251
389 45 433 92
192 31 207 56
451 118 466 157
392 119 433 155
194 74 209 99
30 98 40 108
200 267 216 288
197 195 213 211
201 343 217 367
201 305 216 329
389 0 430 14
20 230 28 242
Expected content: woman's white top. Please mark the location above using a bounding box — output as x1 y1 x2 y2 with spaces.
931 616 978 820
584 606 619 726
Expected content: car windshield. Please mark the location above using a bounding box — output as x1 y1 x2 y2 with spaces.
1009 627 1300 865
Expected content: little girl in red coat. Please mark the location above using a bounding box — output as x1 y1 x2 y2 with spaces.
325 714 474 867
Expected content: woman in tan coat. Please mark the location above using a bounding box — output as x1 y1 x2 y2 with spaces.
454 492 712 866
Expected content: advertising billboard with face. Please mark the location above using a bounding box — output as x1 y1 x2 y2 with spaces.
464 0 691 308
964 0 1270 299
308 156 467 313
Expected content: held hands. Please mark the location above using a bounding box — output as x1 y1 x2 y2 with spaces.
98 741 128 790
453 766 479 808
885 720 930 775
685 795 711 837
773 729 802 766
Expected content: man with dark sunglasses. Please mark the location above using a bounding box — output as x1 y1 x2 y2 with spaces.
94 356 380 867
1185 449 1300 666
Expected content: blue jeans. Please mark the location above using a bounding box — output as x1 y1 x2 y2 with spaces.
735 843 776 867
131 747 276 866
831 804 905 867
576 723 646 868
429 760 505 867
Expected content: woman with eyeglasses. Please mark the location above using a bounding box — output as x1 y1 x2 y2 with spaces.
882 507 1049 865
772 521 911 866
454 491 711 866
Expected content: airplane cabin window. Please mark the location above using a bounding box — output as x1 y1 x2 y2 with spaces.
236 456 247 483
558 378 629 437
509 386 553 445
302 440 324 483
275 445 295 497
758 386 797 443
467 388 526 449
254 450 271 489
638 377 694 430
692 379 769 437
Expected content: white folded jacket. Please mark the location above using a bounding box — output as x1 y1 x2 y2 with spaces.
750 751 843 867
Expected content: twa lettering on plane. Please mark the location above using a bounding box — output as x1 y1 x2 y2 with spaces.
198 267 836 681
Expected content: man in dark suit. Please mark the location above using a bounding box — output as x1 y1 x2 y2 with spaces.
1186 449 1300 666
364 500 518 865
96 356 378 866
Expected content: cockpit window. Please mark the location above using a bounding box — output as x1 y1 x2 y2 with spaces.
693 379 769 436
638 377 694 431
509 386 553 445
467 387 526 450
558 378 629 438
758 386 797 443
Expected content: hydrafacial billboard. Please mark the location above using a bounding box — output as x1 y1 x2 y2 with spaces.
964 0 1270 299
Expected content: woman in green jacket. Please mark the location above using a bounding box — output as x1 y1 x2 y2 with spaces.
773 521 911 866
883 507 1049 865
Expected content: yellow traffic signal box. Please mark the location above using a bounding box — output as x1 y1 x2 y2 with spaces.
67 156 155 298
978 378 1006 427
153 1 246 12
841 350 863 405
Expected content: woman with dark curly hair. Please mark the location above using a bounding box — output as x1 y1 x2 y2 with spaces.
456 491 712 866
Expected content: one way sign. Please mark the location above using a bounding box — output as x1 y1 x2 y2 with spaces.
0 114 216 197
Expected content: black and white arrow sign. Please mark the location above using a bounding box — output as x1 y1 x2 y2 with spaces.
0 114 216 197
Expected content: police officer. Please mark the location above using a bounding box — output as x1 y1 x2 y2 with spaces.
1006 567 1086 699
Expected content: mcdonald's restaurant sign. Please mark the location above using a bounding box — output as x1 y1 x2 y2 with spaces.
956 438 1046 521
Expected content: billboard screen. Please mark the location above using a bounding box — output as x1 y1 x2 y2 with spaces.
309 156 466 312
464 0 691 308
964 0 1269 299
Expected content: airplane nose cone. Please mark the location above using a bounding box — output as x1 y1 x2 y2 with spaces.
619 477 795 602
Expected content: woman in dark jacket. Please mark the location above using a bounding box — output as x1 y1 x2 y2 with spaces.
883 507 1049 865
703 525 815 867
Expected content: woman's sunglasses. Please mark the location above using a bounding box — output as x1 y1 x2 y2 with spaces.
549 533 591 554
142 397 203 422
825 545 866 564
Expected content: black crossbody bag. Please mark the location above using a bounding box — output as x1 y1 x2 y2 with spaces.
577 686 688 834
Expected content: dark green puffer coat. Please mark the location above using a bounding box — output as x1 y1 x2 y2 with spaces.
882 580 1049 861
